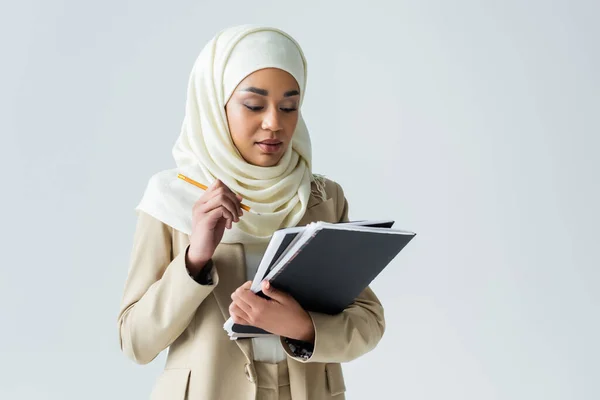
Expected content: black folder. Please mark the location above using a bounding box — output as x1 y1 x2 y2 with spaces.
224 220 416 339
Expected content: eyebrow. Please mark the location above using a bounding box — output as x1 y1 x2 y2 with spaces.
241 87 300 97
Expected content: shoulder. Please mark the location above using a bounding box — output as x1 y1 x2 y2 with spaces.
136 169 178 217
143 169 178 194
312 175 345 199
134 169 181 234
309 175 349 222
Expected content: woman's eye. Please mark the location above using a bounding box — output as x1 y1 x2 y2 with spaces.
281 107 298 113
244 104 264 111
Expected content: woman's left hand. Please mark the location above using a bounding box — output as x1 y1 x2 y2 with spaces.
229 281 315 342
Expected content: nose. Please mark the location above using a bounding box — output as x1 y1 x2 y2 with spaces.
261 107 282 132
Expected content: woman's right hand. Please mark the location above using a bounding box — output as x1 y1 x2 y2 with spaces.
186 179 243 272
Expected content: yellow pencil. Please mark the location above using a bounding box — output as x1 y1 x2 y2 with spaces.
177 173 259 215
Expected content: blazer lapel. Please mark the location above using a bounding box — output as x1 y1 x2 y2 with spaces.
211 243 254 361
297 197 335 226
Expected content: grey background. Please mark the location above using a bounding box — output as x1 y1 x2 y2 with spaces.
1 0 598 399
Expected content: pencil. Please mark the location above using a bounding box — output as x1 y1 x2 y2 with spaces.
177 173 259 215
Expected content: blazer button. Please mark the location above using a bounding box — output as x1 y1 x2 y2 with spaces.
244 363 256 383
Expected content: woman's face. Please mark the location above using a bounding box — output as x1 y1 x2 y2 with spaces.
225 68 300 167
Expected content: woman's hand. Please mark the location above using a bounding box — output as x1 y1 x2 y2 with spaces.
187 179 243 273
229 281 315 342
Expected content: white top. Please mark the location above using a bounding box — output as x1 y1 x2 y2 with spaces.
243 243 286 363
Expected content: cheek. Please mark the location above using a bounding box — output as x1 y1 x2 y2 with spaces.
283 114 300 139
227 108 257 147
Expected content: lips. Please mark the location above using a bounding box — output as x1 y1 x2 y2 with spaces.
257 139 282 145
256 139 283 154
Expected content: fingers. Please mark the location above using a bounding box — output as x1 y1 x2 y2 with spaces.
229 281 266 326
231 291 253 315
229 302 251 325
214 179 243 218
204 206 234 229
230 281 255 324
261 280 288 303
232 281 263 310
192 180 245 224
241 281 252 289
207 180 242 216
200 193 240 223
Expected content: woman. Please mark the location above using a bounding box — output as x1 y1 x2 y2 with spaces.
117 24 385 400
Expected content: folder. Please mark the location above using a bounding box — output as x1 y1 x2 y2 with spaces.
224 220 416 339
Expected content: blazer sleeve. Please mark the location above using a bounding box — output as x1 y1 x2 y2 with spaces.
282 181 386 363
117 211 219 365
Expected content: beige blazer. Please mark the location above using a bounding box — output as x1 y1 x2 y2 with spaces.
117 178 386 400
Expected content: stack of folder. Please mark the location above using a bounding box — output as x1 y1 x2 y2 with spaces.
224 219 416 339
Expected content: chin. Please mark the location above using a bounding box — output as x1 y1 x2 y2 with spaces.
252 154 284 167
256 158 281 167
248 147 288 167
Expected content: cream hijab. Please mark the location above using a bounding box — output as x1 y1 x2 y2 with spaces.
136 25 322 244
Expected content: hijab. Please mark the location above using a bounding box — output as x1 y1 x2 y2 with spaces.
136 25 323 244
